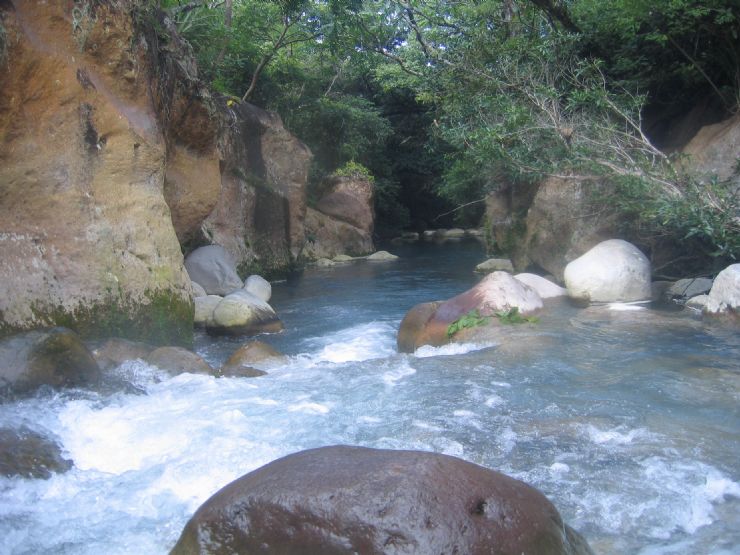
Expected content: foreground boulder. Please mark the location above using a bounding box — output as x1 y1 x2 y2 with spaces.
0 328 102 394
564 239 651 302
171 446 592 555
243 275 272 302
185 246 244 296
397 272 542 352
206 291 283 336
0 427 73 479
704 264 740 318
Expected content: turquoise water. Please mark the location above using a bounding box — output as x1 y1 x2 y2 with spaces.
0 240 738 553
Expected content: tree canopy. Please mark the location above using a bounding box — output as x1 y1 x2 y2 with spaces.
158 0 739 263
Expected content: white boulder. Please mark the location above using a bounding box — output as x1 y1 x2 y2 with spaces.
244 275 271 302
704 264 740 316
194 295 222 326
366 250 399 261
564 239 652 302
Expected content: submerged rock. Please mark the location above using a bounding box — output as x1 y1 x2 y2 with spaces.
0 427 72 479
92 338 154 370
0 328 102 395
194 295 223 327
146 347 214 376
219 340 282 378
185 246 243 296
171 445 593 555
564 239 651 303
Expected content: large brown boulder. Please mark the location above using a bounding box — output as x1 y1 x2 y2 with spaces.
397 272 543 352
92 338 154 370
0 1 194 345
0 327 101 394
683 113 740 188
171 445 593 555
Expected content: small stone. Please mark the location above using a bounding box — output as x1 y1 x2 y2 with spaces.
475 258 514 274
366 250 399 261
0 427 73 479
146 346 214 376
667 277 713 300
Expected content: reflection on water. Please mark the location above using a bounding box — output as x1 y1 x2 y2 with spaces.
0 239 738 554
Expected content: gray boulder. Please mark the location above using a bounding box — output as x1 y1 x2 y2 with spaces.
191 281 207 298
704 264 740 317
366 250 399 261
0 327 102 394
666 277 713 301
185 245 243 296
171 445 593 555
564 239 652 302
207 291 283 336
243 275 271 302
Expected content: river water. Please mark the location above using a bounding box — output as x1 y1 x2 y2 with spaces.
1 240 738 554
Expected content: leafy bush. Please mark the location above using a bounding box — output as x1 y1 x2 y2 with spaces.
447 310 491 338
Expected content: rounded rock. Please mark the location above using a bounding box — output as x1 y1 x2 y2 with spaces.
185 245 243 296
194 295 223 327
564 239 651 302
243 275 271 302
146 346 214 376
704 263 740 316
207 291 283 336
171 445 593 555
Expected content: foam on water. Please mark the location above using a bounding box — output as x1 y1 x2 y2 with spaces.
299 321 397 364
414 341 491 358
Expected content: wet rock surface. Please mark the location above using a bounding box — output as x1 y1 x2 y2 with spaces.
0 328 102 395
171 445 593 555
0 427 72 479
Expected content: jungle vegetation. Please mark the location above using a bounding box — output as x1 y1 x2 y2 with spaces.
157 0 739 267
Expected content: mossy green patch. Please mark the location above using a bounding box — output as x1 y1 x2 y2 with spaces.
7 289 194 347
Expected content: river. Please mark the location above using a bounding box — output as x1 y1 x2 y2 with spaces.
1 239 738 554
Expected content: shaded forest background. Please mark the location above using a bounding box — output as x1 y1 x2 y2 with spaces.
155 0 738 265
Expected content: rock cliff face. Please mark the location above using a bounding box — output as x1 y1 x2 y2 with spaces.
201 102 312 277
0 1 321 342
0 0 193 344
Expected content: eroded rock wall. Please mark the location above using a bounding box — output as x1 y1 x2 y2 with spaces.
0 0 193 344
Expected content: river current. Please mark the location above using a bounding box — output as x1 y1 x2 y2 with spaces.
1 240 738 554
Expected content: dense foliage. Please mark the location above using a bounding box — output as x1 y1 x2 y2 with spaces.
157 0 739 264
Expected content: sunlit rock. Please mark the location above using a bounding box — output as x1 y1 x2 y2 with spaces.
185 245 243 296
564 239 651 302
0 328 101 395
207 291 283 336
171 446 593 555
219 340 284 378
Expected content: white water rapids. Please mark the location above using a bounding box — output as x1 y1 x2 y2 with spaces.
1 241 738 554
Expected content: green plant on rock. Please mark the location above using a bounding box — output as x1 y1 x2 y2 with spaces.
334 161 375 183
447 310 491 338
494 307 539 325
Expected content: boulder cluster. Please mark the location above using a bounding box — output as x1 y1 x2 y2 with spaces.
400 239 739 352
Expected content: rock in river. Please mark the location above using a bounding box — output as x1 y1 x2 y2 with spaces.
171 445 593 555
206 291 283 336
185 245 244 296
0 327 101 395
